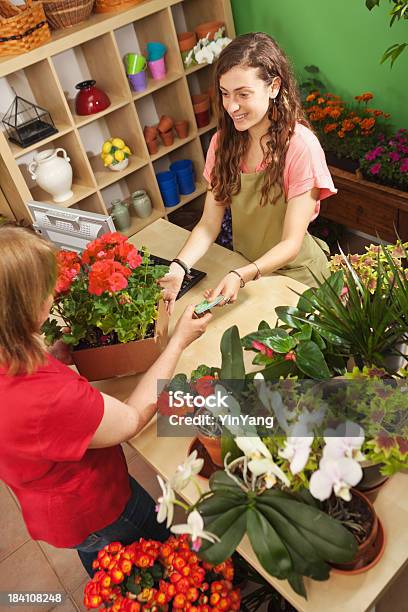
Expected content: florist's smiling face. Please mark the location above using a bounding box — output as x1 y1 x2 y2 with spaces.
219 65 279 133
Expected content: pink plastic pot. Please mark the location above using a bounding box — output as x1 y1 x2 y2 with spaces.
148 57 166 80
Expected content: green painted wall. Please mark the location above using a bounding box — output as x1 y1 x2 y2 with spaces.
231 0 408 129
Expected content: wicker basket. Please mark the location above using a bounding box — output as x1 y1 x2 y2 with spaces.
0 0 51 56
95 0 143 14
42 0 95 29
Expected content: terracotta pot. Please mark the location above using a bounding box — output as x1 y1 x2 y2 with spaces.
174 120 189 139
158 115 174 134
160 129 174 146
143 125 158 142
195 20 224 42
330 489 385 574
177 31 197 52
360 478 389 504
147 138 159 154
194 109 210 128
192 93 210 113
197 434 223 467
72 301 168 381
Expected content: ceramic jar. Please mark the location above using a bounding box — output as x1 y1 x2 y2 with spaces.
110 198 130 231
131 190 152 218
28 148 73 203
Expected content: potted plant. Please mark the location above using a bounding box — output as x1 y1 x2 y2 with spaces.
303 89 391 171
84 535 241 610
182 27 231 69
101 137 132 171
359 129 408 191
42 232 169 381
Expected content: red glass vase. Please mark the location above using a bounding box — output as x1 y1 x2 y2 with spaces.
75 80 111 116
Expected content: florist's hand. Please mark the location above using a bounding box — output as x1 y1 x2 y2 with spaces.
203 272 241 306
157 264 185 315
172 305 212 350
47 329 73 365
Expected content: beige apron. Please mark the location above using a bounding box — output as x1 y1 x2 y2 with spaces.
231 171 330 288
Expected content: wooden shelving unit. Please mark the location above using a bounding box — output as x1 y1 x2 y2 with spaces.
0 0 235 235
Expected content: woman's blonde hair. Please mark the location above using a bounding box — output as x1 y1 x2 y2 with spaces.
0 225 56 375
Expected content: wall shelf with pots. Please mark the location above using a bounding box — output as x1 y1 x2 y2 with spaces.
0 0 235 236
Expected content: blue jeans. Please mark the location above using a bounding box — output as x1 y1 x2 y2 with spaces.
74 475 170 577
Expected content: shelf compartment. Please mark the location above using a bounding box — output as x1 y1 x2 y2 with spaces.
176 0 234 38
52 32 130 122
78 102 147 188
101 164 165 237
17 130 96 204
153 137 206 211
71 192 108 215
0 58 72 154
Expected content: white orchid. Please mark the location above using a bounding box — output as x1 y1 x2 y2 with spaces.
247 456 290 489
278 436 313 475
195 46 215 65
156 476 176 528
309 456 363 502
171 510 220 551
171 451 204 491
235 435 290 488
323 421 365 462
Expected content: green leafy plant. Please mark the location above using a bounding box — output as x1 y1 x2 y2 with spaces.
42 232 167 349
365 0 408 66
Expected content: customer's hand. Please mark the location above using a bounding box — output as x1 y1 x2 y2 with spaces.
204 272 241 305
171 305 212 350
47 338 73 365
158 264 185 315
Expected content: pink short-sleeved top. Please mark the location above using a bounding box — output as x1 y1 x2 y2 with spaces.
203 123 337 220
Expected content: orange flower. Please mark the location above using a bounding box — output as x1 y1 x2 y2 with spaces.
337 130 345 138
306 93 317 102
360 117 376 131
324 123 338 133
329 108 342 119
355 92 373 102
317 96 325 104
342 119 355 132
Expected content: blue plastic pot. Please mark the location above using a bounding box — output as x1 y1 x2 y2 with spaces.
169 160 195 195
156 172 180 206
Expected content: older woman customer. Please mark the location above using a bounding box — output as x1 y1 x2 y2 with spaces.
0 225 211 576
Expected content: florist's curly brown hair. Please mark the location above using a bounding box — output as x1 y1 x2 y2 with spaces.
211 32 311 207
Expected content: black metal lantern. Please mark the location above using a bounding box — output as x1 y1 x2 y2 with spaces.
2 94 58 148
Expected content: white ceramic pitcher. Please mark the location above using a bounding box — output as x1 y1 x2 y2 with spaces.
29 148 73 203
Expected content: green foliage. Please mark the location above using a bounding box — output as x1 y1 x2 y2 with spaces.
197 472 357 598
365 0 408 65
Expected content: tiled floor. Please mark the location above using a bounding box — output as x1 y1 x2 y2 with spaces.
1 443 406 612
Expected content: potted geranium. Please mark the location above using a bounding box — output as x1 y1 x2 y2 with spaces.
83 535 241 610
42 232 168 381
359 129 408 191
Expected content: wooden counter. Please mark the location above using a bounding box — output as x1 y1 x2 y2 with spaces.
94 219 408 612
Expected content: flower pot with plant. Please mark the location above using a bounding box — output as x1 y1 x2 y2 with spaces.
42 232 169 381
359 128 408 192
84 535 241 610
100 137 131 171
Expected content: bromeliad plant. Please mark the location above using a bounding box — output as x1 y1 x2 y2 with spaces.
42 232 167 349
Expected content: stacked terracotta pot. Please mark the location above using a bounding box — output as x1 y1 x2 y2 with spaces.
144 116 190 155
